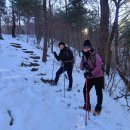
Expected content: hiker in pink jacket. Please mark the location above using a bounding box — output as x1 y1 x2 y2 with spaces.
80 40 104 116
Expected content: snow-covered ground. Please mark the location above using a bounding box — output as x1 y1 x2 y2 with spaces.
0 35 130 130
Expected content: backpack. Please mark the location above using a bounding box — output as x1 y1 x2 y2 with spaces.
66 47 75 63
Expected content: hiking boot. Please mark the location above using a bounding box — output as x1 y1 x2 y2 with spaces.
66 87 72 91
95 105 102 112
79 106 86 110
51 81 57 86
93 110 100 116
79 106 91 112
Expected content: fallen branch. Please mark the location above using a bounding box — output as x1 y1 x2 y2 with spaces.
7 110 14 126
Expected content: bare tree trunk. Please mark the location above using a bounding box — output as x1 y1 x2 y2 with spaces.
0 12 3 40
48 0 54 52
98 0 109 63
114 0 130 90
65 0 70 46
12 0 16 38
114 1 120 67
42 0 48 62
26 17 29 42
106 0 120 75
106 22 116 75
106 0 130 89
18 10 21 34
34 15 42 46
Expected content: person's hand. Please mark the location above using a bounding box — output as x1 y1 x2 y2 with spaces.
84 70 92 78
61 61 64 67
53 51 57 56
82 61 89 69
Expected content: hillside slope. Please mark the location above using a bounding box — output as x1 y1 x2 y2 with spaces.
0 35 130 130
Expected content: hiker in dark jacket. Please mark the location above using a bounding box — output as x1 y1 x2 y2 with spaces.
80 40 104 115
53 42 74 91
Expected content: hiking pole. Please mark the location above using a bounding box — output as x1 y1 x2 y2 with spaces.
63 65 66 98
51 55 55 81
85 79 90 126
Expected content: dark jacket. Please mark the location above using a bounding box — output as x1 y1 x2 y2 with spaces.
55 47 74 68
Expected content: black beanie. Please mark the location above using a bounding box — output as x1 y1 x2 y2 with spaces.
58 41 65 47
83 40 92 49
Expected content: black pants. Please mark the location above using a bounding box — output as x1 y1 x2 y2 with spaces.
83 77 104 112
55 65 73 88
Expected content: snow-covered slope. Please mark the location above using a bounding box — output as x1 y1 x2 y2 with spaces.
0 35 130 130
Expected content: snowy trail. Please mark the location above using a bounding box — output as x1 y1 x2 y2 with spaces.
0 35 130 130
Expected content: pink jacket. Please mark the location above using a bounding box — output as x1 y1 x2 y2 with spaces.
80 52 104 78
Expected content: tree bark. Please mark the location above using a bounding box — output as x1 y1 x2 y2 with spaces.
34 15 42 46
114 0 130 91
65 0 70 46
98 0 109 63
0 12 3 40
42 0 48 62
49 0 54 52
12 0 16 38
106 0 122 75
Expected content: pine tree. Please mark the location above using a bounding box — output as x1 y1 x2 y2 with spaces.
14 0 41 17
67 0 87 29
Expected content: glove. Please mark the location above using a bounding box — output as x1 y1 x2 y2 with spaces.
81 57 87 68
83 62 87 68
84 70 92 78
82 61 89 70
53 51 57 57
61 61 64 67
81 56 84 62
